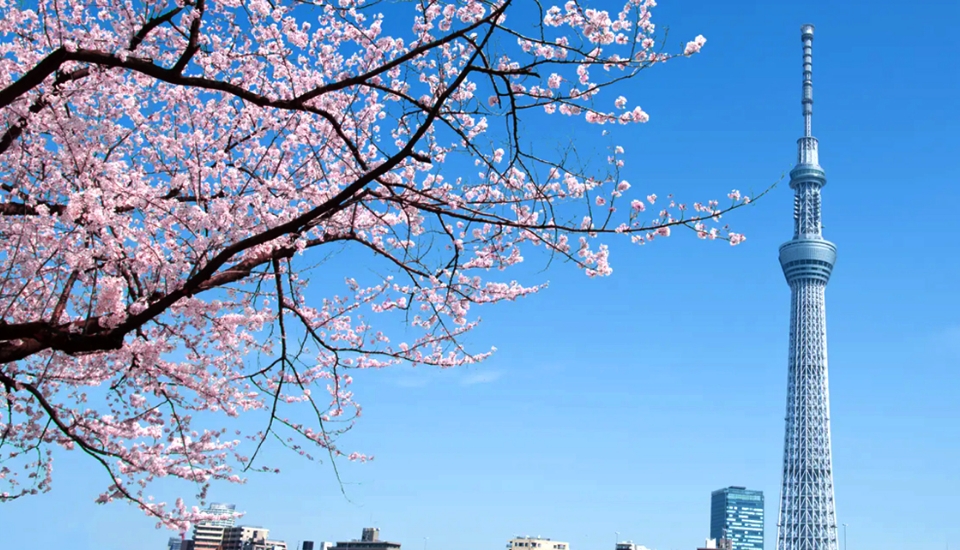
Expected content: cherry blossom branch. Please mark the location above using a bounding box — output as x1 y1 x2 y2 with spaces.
0 0 755 523
128 5 188 52
0 4 506 364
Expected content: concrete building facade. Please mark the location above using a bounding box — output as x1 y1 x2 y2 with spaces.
699 539 734 550
507 537 569 550
220 525 286 550
193 524 226 550
222 526 271 550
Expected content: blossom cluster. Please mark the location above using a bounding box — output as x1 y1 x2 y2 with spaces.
0 0 751 527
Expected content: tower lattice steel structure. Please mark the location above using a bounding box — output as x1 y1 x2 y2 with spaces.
776 24 840 550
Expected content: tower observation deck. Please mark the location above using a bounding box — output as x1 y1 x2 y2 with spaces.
775 24 840 550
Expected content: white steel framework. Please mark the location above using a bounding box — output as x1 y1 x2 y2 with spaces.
776 24 840 550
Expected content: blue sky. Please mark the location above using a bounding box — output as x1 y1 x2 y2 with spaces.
3 0 959 549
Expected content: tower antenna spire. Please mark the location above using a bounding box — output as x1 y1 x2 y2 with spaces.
801 24 814 137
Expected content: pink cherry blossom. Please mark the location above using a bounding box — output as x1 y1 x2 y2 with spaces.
684 34 707 55
729 232 747 246
0 0 758 528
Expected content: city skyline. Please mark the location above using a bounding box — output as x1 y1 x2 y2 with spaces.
2 1 958 549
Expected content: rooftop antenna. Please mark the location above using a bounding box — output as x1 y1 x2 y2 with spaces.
801 24 814 138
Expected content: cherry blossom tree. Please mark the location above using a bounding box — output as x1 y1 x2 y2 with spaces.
0 0 757 528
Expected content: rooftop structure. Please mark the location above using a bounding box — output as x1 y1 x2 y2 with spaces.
330 528 400 550
698 538 733 550
222 526 271 550
506 537 569 550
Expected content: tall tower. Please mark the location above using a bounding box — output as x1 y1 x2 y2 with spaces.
776 24 840 550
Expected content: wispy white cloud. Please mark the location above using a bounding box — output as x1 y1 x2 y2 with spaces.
394 376 430 388
460 370 502 386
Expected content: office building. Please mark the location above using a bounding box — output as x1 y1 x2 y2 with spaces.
698 540 733 550
710 486 764 550
222 526 269 550
192 503 238 550
200 502 239 528
193 524 226 550
220 525 287 550
245 539 287 550
507 537 569 550
331 528 401 550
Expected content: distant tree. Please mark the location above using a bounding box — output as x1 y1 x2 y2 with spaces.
0 0 755 528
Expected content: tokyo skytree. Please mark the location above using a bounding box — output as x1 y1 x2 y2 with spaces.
775 24 840 550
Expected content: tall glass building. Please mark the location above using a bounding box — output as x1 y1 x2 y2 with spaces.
192 502 238 550
710 487 764 550
200 502 238 527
